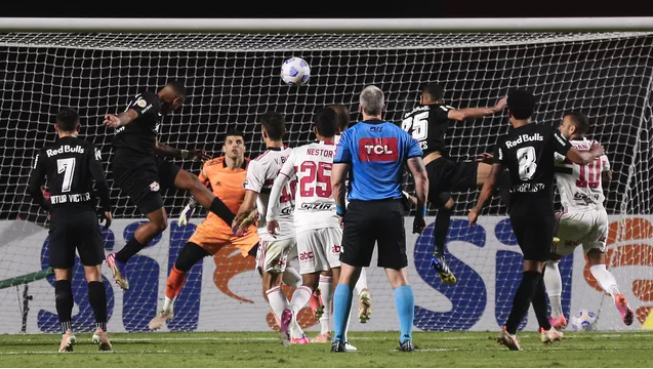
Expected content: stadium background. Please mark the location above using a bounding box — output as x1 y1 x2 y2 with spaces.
0 33 651 223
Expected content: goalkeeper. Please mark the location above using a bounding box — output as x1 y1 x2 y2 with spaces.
401 83 508 284
149 131 260 330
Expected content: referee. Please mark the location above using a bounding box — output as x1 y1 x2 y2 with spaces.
330 85 429 352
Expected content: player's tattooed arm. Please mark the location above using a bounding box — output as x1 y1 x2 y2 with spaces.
565 141 605 165
103 109 139 128
406 157 428 212
154 141 211 161
469 163 502 226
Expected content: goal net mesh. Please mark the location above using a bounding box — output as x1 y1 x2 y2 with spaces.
1 31 652 334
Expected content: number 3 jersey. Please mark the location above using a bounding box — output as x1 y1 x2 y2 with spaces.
554 137 610 211
493 123 572 212
279 141 340 234
244 147 295 242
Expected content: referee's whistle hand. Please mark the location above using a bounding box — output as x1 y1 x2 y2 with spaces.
412 216 426 234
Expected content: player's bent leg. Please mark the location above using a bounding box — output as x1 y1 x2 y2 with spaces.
431 196 457 284
544 254 567 329
109 206 168 290
173 168 237 226
53 268 76 352
587 249 633 325
149 241 210 331
83 265 111 350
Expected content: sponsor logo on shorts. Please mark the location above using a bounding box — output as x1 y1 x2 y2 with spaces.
299 251 314 261
149 181 160 192
332 245 342 254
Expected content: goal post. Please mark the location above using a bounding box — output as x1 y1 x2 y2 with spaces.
0 18 652 334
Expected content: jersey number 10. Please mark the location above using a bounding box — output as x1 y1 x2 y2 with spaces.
577 159 601 188
299 161 332 198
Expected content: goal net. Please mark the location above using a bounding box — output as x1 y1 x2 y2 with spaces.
1 29 652 334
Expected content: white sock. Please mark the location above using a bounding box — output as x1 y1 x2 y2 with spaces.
355 268 368 296
590 264 620 299
319 275 333 334
282 267 302 288
266 286 288 323
162 296 174 313
290 285 313 316
544 261 564 317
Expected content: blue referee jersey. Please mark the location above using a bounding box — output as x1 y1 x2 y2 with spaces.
334 119 422 201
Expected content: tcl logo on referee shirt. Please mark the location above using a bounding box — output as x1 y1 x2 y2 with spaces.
358 138 399 162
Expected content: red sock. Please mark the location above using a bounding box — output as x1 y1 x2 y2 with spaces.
165 266 186 299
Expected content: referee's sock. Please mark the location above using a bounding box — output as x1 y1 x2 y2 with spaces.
55 280 74 334
333 284 353 343
115 237 146 264
505 271 542 334
394 285 415 344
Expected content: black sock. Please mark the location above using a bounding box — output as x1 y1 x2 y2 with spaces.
505 271 542 334
88 281 108 331
209 197 235 225
532 276 552 331
55 280 74 333
115 237 146 264
434 207 453 256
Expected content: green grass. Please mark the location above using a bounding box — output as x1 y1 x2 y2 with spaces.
0 331 651 367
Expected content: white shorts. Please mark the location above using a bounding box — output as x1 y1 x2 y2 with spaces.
553 207 608 257
296 227 343 274
255 237 296 274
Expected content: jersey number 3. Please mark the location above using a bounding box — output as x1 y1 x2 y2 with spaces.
57 158 76 193
517 146 537 181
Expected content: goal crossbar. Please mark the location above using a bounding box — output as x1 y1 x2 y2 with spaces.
0 17 652 33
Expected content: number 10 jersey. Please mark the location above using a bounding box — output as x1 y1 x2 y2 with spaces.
279 141 340 234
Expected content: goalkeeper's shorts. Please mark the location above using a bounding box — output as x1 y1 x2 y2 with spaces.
188 215 259 256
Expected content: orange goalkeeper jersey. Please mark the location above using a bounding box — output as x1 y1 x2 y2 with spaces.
198 156 250 231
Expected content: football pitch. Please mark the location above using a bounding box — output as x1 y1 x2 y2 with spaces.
0 331 651 367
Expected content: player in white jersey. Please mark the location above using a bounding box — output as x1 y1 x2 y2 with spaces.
232 111 306 346
544 112 634 328
329 105 373 325
266 108 356 351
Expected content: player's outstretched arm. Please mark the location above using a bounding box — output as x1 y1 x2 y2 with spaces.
406 157 429 234
331 162 349 228
468 163 503 226
154 141 211 161
565 141 605 165
447 97 507 121
26 151 48 211
103 109 139 128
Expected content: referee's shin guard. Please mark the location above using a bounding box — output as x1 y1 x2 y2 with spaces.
394 285 415 344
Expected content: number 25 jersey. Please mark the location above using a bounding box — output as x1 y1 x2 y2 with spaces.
279 141 340 234
493 123 572 212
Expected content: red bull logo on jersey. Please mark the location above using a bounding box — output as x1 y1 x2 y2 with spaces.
358 137 398 161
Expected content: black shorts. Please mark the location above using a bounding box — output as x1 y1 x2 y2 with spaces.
340 199 407 270
112 157 181 215
48 210 105 269
509 207 555 262
426 157 478 208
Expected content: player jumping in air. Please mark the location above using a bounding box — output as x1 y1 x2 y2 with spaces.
103 82 236 290
545 112 634 328
266 108 355 349
28 108 113 352
232 112 306 346
401 83 507 284
148 131 260 330
328 105 373 324
469 89 604 351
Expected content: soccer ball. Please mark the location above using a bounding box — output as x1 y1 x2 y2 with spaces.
571 309 597 331
280 57 310 86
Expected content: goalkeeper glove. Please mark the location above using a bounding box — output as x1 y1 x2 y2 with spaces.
178 196 199 226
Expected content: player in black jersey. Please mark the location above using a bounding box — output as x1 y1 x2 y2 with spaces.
104 82 237 290
468 89 604 351
27 108 113 352
401 83 507 283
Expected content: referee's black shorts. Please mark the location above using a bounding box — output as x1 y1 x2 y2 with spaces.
509 205 555 262
340 199 407 270
48 210 105 269
112 156 181 215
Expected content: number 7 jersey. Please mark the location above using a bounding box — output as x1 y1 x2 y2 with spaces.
279 141 340 234
554 138 610 211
